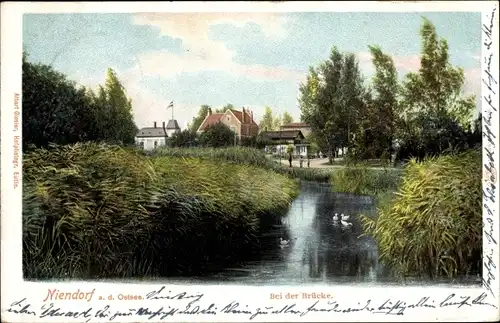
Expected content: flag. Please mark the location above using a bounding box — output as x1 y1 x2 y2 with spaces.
167 101 173 109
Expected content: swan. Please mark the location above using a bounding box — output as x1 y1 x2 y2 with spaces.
333 213 339 221
341 214 350 221
280 238 290 245
341 220 353 227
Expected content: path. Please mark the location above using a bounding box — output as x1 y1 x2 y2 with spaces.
270 156 400 171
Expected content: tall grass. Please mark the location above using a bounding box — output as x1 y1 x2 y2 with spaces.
23 143 298 279
152 146 333 182
330 166 403 199
359 150 482 279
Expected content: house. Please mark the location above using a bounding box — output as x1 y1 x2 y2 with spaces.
260 130 308 157
197 107 259 141
280 122 312 138
165 119 181 137
135 120 181 150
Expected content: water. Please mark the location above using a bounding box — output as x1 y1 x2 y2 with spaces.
105 181 480 286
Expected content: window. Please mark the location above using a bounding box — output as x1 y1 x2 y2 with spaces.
230 126 236 133
154 141 158 148
227 115 230 121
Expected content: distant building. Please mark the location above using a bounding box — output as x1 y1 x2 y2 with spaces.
260 129 308 157
165 119 181 137
135 120 181 150
197 107 259 141
280 122 312 138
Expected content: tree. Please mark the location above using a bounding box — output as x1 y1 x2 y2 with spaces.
215 103 235 114
99 68 138 145
300 47 366 164
199 122 235 148
351 45 400 160
395 17 477 161
189 105 211 133
401 18 475 124
168 129 198 147
259 106 276 132
23 53 102 150
282 112 294 125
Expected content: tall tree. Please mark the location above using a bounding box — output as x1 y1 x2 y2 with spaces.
363 45 401 159
300 47 366 163
395 17 477 161
282 111 294 125
401 17 475 125
189 105 211 133
259 106 276 132
99 68 138 144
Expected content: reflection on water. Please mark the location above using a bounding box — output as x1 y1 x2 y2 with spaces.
115 181 479 286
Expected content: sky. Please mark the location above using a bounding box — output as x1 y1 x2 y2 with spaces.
23 12 481 130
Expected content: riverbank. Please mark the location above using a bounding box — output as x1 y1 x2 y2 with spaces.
23 143 299 279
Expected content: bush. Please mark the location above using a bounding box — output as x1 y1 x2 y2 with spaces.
359 149 482 279
23 143 299 279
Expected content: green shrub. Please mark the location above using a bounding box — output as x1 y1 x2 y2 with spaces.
23 143 299 279
359 149 482 279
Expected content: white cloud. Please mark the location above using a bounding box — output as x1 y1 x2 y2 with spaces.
130 13 302 83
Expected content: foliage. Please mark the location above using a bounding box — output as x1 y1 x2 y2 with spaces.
286 144 294 155
299 48 366 164
215 103 235 113
359 150 482 279
167 129 198 147
394 18 478 161
23 143 299 279
22 53 138 150
331 166 402 198
189 105 211 133
199 121 236 148
282 111 294 125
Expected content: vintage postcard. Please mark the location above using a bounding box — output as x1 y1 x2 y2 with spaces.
1 1 499 322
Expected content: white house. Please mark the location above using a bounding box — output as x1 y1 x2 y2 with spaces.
135 121 173 150
165 119 181 137
260 130 309 157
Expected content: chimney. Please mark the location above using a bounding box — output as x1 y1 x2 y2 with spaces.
162 121 165 129
207 108 212 117
250 110 253 121
154 121 157 128
242 107 245 123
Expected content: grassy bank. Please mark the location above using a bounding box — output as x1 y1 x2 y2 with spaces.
359 150 482 279
152 147 333 182
330 166 403 202
23 143 299 279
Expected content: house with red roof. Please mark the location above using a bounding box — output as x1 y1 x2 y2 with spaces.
197 107 259 141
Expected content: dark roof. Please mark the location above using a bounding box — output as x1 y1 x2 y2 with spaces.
281 122 310 128
260 130 304 140
136 127 167 138
198 113 224 131
230 109 258 126
166 119 180 130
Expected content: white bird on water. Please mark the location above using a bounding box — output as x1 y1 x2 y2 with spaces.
280 238 290 246
341 214 350 221
333 213 339 221
341 220 353 227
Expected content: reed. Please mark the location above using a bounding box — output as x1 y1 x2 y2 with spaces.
23 143 299 279
359 149 482 279
330 166 402 198
152 146 333 182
